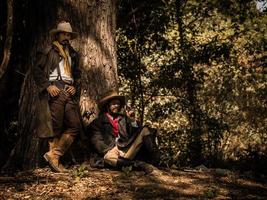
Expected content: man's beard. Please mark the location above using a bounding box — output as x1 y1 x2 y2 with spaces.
109 107 120 116
60 40 70 46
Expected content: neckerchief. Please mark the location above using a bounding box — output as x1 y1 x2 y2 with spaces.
105 113 121 137
52 41 72 77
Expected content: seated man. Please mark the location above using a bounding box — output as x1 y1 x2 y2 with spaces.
87 91 160 170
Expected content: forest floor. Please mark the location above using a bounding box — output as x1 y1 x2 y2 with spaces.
0 164 267 200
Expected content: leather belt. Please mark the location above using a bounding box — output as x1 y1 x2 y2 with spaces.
50 80 73 90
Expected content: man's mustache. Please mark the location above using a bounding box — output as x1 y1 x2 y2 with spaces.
62 40 69 44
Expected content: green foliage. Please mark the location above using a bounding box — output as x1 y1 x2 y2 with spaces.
72 163 89 180
117 0 267 172
121 166 133 176
203 184 220 199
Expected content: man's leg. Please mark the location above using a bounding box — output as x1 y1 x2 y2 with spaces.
49 92 67 135
44 92 67 172
110 127 158 173
44 137 68 172
53 133 75 161
123 127 151 160
45 94 81 172
48 137 59 151
143 132 160 166
63 98 81 138
104 146 124 167
104 146 138 170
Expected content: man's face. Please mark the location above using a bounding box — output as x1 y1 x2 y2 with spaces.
57 32 71 45
108 99 121 115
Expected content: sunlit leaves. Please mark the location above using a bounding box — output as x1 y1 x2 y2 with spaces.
117 0 267 169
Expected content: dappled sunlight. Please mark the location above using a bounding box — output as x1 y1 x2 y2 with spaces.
1 167 266 199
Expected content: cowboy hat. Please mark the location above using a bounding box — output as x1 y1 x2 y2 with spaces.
98 90 126 111
50 21 78 39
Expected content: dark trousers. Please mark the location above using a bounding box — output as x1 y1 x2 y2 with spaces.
104 127 151 167
49 90 80 137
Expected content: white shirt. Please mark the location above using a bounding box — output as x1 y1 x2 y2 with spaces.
49 57 74 82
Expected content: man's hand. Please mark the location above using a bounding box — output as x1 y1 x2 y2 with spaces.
47 85 60 97
66 86 76 96
126 110 136 122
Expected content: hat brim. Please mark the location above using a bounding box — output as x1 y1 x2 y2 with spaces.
98 95 126 111
49 29 78 40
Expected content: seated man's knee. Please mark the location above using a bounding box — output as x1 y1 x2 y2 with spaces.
103 152 111 161
104 148 120 167
140 127 151 137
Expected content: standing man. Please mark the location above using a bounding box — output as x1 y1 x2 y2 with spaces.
88 91 160 171
33 21 82 172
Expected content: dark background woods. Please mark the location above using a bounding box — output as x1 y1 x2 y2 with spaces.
117 0 267 175
0 0 266 175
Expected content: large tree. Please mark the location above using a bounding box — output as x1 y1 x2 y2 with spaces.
1 0 117 170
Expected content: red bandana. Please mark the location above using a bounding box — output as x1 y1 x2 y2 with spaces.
105 113 120 137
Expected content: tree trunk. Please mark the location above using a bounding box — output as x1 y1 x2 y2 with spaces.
175 0 203 166
4 0 117 170
0 0 13 79
76 0 118 124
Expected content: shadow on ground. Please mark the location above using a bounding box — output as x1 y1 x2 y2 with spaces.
0 167 267 200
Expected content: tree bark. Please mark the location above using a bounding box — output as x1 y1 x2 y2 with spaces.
4 0 117 170
76 0 118 124
0 0 13 79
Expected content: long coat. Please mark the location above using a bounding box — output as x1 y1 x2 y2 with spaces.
87 113 140 167
32 44 81 138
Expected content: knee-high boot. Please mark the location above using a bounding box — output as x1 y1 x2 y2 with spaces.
48 137 59 151
44 134 74 172
143 133 160 166
116 157 135 169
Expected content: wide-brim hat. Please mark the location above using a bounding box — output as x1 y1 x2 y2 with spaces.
50 21 78 40
98 90 126 111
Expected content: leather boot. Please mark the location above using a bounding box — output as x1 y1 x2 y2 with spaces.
116 157 135 169
44 137 62 172
45 137 65 171
55 133 75 157
44 150 63 172
44 134 74 172
48 137 59 151
143 133 160 166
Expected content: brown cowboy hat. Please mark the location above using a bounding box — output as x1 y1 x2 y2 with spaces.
98 90 126 111
49 21 78 39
